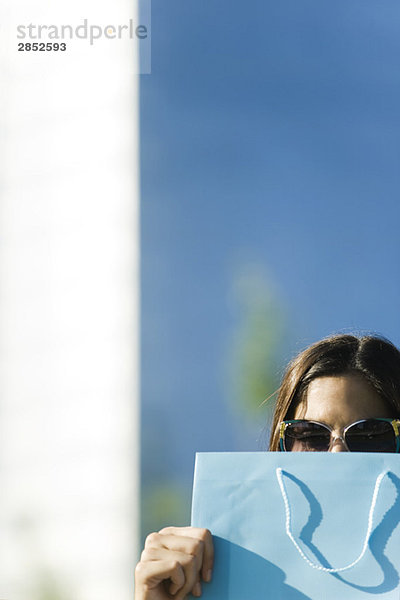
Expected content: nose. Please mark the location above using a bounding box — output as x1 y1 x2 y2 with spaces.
329 436 349 453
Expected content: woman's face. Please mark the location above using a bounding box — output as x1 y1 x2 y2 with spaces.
293 374 394 452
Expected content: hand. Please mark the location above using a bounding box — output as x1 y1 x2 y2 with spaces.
134 526 214 600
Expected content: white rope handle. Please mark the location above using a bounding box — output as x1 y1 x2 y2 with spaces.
275 467 388 573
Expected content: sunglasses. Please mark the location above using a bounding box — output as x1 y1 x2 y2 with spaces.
279 418 400 453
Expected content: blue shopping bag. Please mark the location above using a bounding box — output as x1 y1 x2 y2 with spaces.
191 452 400 599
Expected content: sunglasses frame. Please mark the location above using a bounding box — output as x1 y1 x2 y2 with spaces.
279 418 400 453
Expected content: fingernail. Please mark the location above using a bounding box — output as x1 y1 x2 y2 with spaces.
205 569 212 582
194 582 202 596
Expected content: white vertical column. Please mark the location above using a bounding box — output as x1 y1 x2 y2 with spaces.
0 2 140 600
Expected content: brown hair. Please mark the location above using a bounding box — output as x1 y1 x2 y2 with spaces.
269 334 400 450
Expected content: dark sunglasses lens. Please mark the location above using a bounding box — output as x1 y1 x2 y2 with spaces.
284 422 331 452
345 420 396 452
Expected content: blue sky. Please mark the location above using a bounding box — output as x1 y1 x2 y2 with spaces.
140 0 400 511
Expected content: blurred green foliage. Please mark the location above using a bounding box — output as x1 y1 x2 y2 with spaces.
226 264 286 426
140 482 191 545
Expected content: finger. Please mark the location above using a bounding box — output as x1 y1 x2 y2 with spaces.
148 532 204 564
141 546 199 569
145 533 204 584
169 575 199 598
169 568 200 598
135 558 185 591
158 527 214 582
146 532 203 558
192 576 202 598
141 547 200 597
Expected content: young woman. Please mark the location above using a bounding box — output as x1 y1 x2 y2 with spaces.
134 333 400 600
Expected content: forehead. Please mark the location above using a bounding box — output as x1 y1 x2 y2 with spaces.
294 374 393 426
